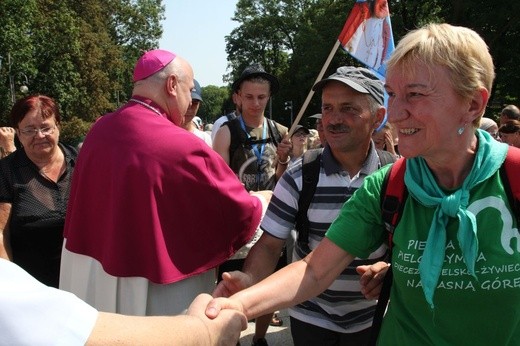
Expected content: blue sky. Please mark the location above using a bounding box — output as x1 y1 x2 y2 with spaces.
159 1 239 87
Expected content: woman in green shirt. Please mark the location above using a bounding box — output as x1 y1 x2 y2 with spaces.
206 23 520 345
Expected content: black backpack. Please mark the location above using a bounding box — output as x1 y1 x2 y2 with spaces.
225 117 283 163
294 147 396 250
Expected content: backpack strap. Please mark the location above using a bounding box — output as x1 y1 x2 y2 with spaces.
295 149 323 253
227 118 282 161
380 157 407 238
296 148 397 252
500 146 520 224
226 112 237 122
266 119 283 147
370 148 520 345
376 147 520 244
226 117 246 162
369 157 407 346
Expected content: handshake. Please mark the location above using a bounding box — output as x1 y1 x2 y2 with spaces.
203 261 390 342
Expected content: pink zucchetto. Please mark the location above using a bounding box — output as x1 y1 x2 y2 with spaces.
133 49 176 82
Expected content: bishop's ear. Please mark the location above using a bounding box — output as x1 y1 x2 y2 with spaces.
166 74 178 95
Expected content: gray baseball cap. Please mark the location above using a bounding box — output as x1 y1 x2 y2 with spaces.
312 66 384 106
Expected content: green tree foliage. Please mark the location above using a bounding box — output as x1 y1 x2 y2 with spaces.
225 0 294 84
225 0 520 126
391 0 520 113
0 0 164 144
0 0 38 124
107 0 165 105
59 116 93 146
199 85 230 123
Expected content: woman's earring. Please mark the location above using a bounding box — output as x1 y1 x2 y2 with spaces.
457 125 465 135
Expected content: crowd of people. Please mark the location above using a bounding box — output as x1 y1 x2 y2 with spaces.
205 23 520 346
0 21 519 346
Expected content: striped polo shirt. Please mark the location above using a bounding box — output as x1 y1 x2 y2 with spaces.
260 143 388 333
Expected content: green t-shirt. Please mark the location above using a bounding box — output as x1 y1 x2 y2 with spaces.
326 165 520 345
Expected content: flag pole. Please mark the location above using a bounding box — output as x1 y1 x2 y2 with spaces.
288 40 341 136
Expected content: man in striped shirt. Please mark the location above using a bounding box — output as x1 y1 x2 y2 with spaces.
214 66 389 346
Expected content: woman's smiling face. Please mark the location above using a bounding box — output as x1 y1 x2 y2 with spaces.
385 62 471 161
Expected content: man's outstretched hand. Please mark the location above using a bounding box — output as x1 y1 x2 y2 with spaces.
356 261 390 300
212 270 252 298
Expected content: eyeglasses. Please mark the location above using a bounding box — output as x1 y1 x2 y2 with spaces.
19 126 56 137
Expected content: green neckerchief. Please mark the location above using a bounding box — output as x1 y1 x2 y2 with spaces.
404 129 509 308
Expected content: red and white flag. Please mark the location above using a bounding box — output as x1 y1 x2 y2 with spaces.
338 0 395 80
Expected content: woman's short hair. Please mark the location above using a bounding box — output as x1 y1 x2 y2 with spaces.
10 94 61 127
386 23 495 123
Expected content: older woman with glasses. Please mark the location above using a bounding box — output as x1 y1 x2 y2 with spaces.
0 94 78 287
